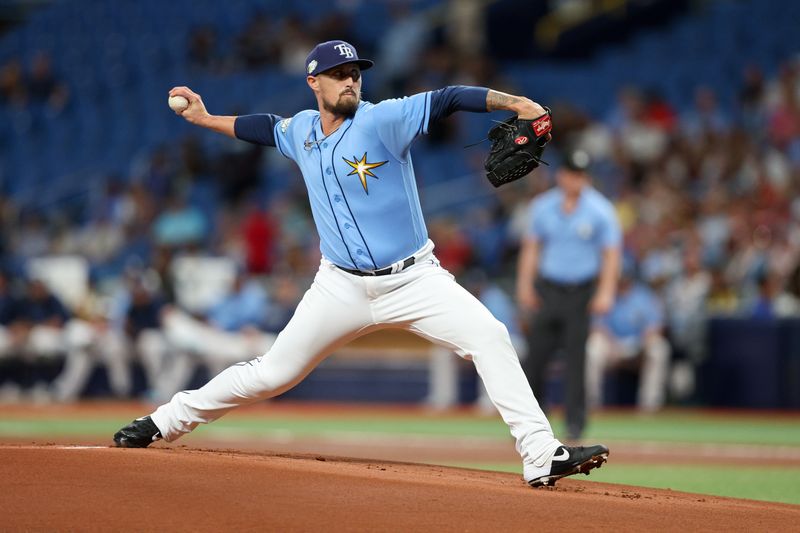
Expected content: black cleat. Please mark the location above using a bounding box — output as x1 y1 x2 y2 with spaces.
113 416 162 448
528 444 609 488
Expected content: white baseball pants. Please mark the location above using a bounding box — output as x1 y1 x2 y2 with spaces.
152 241 562 478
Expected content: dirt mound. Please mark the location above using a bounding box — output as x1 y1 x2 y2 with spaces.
1 445 797 532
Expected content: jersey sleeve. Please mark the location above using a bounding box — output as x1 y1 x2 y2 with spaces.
234 114 281 146
428 86 488 122
371 92 432 161
234 113 298 161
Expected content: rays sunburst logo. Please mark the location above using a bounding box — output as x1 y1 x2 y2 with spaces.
342 153 388 194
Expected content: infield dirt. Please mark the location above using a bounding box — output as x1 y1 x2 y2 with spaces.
1 444 799 532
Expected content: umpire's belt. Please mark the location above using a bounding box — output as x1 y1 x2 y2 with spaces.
539 277 596 292
338 256 415 277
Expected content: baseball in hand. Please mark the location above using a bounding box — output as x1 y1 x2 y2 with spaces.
168 95 189 113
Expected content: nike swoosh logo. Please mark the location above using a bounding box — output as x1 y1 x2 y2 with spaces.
552 448 570 461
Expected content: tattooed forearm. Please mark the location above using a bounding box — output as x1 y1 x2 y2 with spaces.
486 90 544 118
486 90 526 111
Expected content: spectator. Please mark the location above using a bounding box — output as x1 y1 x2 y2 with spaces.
639 228 683 287
775 261 800 316
586 265 671 412
428 217 473 276
235 12 278 70
275 15 316 75
12 211 50 260
705 268 739 315
767 63 800 149
643 88 677 133
0 271 21 401
262 274 300 334
26 51 57 103
681 86 730 142
464 206 509 276
608 86 669 185
748 273 781 320
121 275 175 401
0 58 26 106
375 3 431 95
152 191 209 251
148 247 178 305
215 139 263 206
134 147 178 201
241 203 278 274
664 247 711 363
11 278 70 398
696 190 733 267
187 26 221 71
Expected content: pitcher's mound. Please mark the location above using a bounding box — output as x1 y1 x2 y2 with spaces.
1 445 797 531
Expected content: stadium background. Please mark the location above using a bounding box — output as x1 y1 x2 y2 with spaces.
1 0 799 521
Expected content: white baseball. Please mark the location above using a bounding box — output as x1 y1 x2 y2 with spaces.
168 95 189 113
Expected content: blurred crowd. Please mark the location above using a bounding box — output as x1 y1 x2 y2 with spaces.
0 3 799 406
0 50 71 116
186 10 362 75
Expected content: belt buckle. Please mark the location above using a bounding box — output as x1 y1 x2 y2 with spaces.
350 255 416 277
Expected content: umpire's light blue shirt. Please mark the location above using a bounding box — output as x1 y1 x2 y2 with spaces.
233 86 488 271
527 186 621 283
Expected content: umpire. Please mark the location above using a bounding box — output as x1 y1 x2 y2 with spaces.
516 148 621 440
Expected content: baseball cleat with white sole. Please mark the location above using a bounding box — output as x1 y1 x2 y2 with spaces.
527 444 609 488
113 416 162 448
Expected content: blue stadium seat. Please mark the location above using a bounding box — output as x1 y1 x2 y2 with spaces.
1 0 797 212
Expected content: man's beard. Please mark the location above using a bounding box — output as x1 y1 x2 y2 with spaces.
324 92 359 117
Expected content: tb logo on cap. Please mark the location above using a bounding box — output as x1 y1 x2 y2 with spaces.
334 43 354 58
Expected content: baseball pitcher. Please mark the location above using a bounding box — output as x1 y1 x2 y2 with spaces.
114 40 608 488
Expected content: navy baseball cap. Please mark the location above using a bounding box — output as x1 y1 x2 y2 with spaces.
562 148 591 172
305 40 374 76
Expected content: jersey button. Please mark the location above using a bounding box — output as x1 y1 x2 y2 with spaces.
344 223 351 229
356 249 364 255
334 194 341 202
323 143 328 148
326 168 332 175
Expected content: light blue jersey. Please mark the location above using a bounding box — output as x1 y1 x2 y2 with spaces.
527 186 621 283
596 283 664 344
239 94 436 271
274 96 432 270
235 85 490 271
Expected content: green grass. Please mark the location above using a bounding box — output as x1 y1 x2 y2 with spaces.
445 462 800 506
580 412 800 446
1 411 799 446
198 411 800 446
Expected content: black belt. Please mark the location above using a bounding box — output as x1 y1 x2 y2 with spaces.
338 256 416 277
539 277 596 292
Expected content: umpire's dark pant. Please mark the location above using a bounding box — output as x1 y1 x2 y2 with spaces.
523 277 595 439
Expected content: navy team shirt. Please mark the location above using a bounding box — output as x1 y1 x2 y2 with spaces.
234 86 487 271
